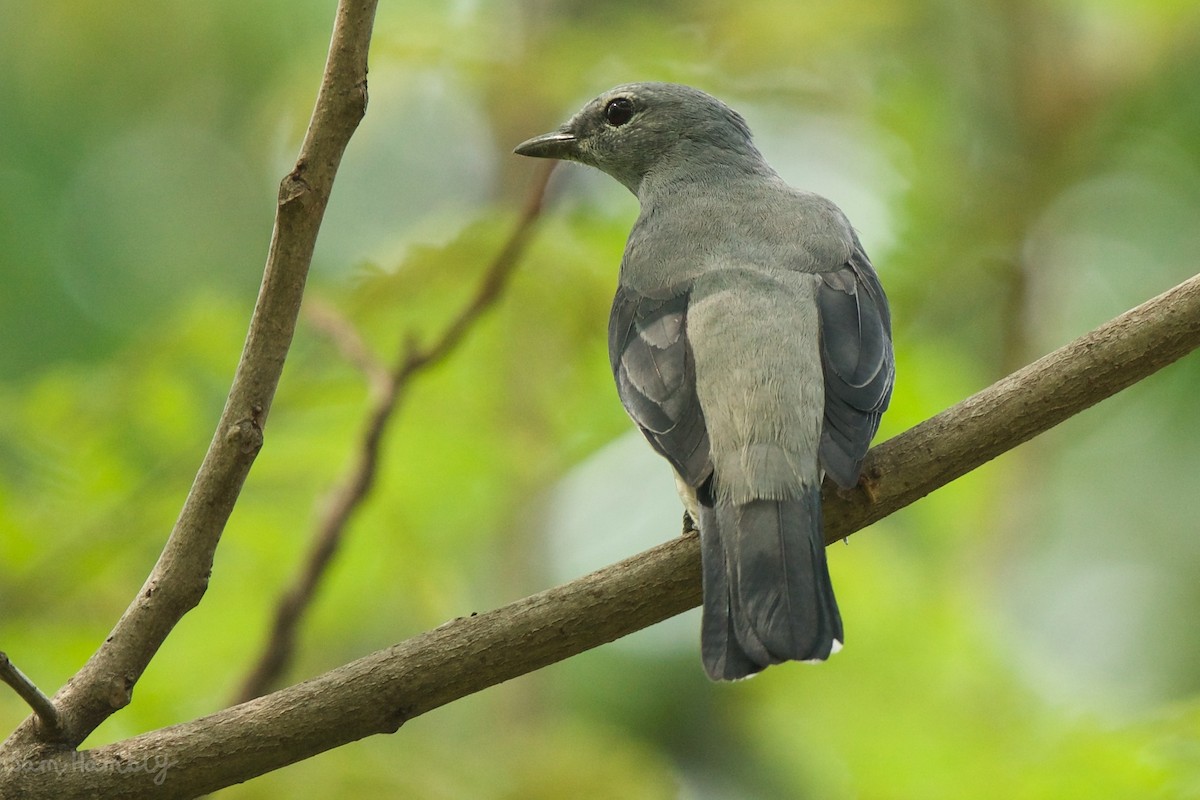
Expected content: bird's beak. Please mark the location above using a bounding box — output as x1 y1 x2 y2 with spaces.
513 128 579 160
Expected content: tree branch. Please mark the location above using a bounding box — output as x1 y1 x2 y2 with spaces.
0 654 61 741
3 271 1195 799
0 0 380 752
304 299 391 390
234 162 557 703
400 162 558 374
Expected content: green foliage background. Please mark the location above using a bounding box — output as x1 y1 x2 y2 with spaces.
3 0 1200 796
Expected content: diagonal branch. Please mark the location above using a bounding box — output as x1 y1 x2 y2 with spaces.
305 299 391 389
4 270 1196 799
401 162 558 375
0 0 381 751
0 653 61 741
234 162 556 703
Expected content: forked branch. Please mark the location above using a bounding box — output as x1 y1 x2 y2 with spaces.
235 162 556 702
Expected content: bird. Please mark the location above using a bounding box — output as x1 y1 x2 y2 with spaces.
514 82 894 680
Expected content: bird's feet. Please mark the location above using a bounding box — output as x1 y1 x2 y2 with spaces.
682 510 699 535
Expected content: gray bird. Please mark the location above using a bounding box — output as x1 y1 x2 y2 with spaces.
515 83 894 680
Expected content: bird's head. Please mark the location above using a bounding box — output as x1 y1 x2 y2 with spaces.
514 82 764 194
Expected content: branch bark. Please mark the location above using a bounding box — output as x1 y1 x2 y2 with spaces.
0 0 380 753
0 654 61 741
2 271 1195 799
234 162 556 703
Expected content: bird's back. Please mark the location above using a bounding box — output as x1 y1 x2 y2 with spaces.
621 176 858 296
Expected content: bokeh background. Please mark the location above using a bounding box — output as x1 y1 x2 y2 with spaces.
3 1 1200 797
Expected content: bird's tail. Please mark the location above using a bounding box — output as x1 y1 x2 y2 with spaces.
698 481 842 680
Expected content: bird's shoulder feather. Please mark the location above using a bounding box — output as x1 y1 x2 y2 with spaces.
815 240 895 487
608 284 712 487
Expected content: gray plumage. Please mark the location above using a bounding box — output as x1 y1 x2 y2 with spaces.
515 82 894 680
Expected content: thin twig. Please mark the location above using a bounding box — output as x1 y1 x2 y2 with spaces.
0 0 381 752
235 161 557 702
304 298 390 391
0 653 61 741
403 161 557 375
3 270 1198 798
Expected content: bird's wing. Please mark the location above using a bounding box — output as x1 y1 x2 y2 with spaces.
608 284 711 487
815 243 895 488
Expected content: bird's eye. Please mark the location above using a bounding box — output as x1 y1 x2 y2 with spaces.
604 97 634 127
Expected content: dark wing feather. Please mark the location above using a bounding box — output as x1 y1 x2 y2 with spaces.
608 284 711 487
816 244 895 488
